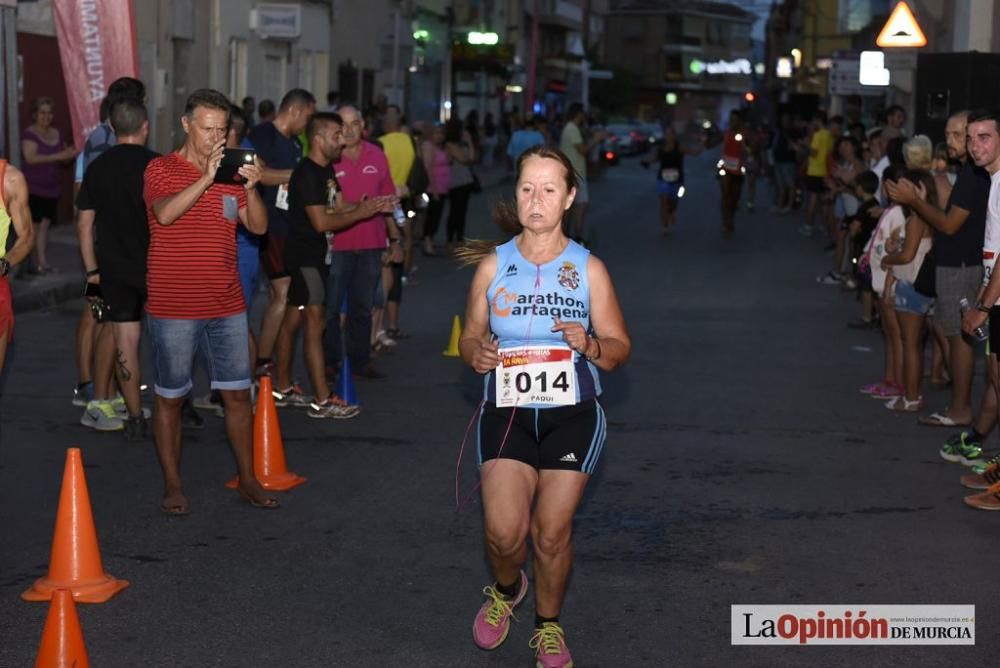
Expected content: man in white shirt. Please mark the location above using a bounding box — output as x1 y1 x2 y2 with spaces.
558 103 605 243
960 109 1000 510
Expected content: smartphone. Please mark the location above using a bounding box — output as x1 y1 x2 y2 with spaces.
214 148 256 185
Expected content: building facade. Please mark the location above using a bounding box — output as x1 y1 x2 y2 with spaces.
604 0 755 125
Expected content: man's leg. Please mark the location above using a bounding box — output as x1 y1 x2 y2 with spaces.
148 315 200 514
303 305 331 400
346 251 380 371
204 313 276 507
92 323 116 401
257 275 291 372
274 306 303 390
111 321 143 417
324 252 352 368
75 306 97 395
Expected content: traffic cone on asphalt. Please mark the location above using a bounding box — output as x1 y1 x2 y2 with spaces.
337 356 358 406
442 315 462 357
226 375 306 491
35 589 90 667
22 449 129 603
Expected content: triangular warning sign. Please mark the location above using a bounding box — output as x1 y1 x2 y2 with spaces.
876 1 927 48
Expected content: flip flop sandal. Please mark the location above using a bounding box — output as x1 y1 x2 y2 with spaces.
238 488 280 509
918 412 970 427
887 396 923 412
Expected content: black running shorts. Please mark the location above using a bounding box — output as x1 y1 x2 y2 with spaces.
101 278 146 323
260 232 289 280
477 399 606 474
287 265 328 307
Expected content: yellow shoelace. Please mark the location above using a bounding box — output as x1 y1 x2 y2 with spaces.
481 586 516 627
529 622 565 655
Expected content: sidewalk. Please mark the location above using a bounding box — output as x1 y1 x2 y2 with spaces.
9 224 84 314
9 162 512 315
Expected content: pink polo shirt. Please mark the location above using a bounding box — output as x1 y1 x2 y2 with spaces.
331 141 395 251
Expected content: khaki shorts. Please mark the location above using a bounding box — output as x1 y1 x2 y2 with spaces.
935 265 983 337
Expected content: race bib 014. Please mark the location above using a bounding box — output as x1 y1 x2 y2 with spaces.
496 345 577 407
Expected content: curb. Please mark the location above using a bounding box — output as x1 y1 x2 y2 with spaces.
12 274 84 315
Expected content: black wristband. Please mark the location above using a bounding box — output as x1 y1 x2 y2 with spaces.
86 268 100 277
0 258 9 277
977 300 991 313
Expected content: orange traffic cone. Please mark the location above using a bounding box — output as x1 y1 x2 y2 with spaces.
226 375 306 491
442 315 462 357
22 449 128 603
35 589 90 667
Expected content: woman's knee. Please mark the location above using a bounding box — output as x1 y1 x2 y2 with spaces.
530 519 572 558
485 521 529 557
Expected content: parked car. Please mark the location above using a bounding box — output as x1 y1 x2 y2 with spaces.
604 124 638 155
638 122 664 146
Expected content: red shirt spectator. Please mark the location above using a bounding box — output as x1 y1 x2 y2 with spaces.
143 152 247 319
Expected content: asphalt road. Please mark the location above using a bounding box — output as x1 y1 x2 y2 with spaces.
1 153 997 667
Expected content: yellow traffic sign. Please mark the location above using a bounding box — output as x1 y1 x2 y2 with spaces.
876 1 927 48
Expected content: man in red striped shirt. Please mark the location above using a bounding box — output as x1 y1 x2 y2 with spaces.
143 89 276 514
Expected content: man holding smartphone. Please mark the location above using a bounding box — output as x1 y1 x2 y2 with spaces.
143 89 275 515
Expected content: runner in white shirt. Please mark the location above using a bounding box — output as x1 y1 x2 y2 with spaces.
959 110 1000 510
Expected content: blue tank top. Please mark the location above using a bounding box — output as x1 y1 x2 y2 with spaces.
484 238 601 406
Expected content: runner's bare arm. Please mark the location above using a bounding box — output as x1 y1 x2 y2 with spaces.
460 254 500 374
259 167 292 186
3 166 34 267
585 255 630 371
151 141 224 226
304 196 389 233
886 178 967 234
76 209 98 275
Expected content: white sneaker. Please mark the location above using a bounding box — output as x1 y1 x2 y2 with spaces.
81 400 124 431
111 395 151 419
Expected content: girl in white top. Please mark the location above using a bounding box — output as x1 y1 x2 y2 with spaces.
881 169 939 411
859 164 909 399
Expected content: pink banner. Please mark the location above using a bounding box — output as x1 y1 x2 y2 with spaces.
52 0 139 149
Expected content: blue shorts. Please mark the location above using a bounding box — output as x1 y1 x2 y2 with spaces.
148 312 251 398
237 231 260 309
894 280 934 316
656 180 683 199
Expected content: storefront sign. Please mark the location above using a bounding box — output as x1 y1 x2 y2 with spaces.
253 3 301 40
690 58 752 76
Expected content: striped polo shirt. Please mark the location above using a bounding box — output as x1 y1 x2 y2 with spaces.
143 152 247 319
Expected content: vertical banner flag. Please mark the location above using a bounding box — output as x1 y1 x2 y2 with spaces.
52 0 139 149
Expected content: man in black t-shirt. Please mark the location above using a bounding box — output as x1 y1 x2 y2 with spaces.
272 112 394 419
246 88 315 380
887 110 991 439
76 99 159 440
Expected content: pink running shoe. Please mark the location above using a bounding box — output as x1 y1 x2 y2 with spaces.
869 382 903 399
529 622 574 668
472 570 528 650
859 380 888 395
